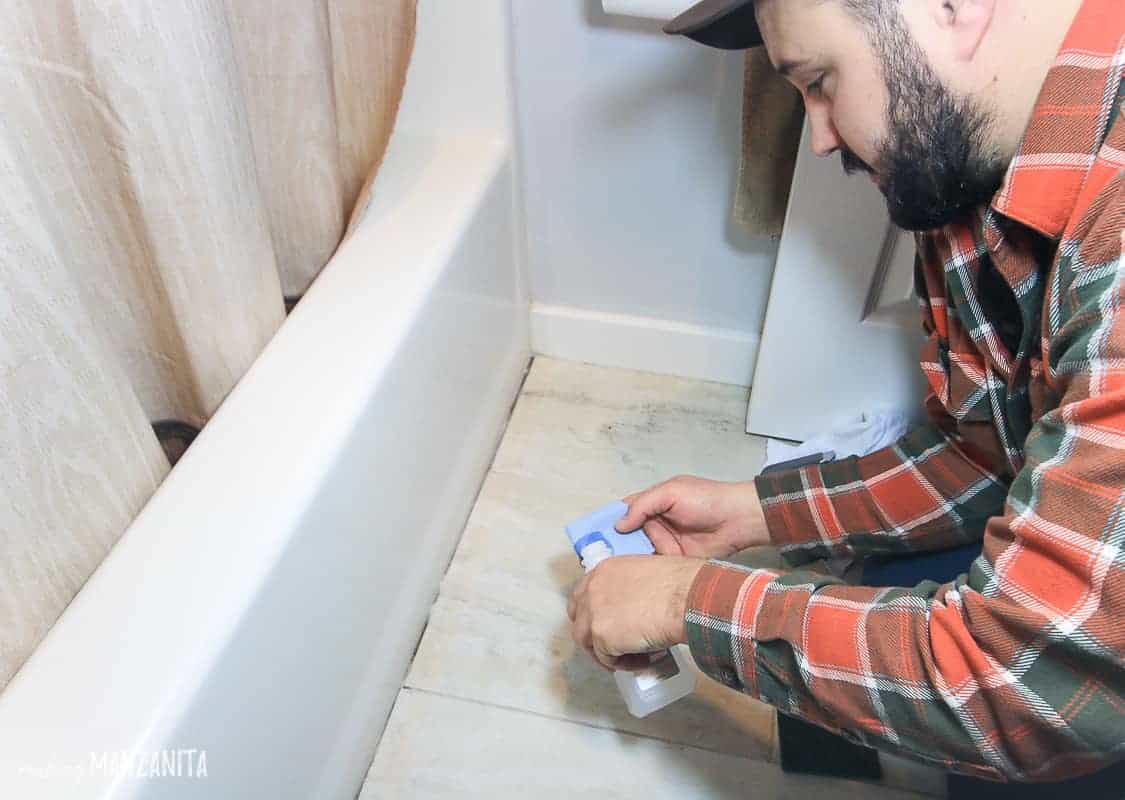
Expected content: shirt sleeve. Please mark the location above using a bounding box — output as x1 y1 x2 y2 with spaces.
754 422 1010 567
686 177 1125 781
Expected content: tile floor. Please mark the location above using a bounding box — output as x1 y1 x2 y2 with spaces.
360 358 946 799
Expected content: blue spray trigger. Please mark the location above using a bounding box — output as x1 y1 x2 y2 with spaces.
565 500 655 559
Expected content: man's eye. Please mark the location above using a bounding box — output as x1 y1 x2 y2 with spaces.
806 76 825 96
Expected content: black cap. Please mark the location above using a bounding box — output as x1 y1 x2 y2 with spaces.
663 0 762 50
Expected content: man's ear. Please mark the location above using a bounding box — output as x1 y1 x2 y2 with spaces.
935 0 996 61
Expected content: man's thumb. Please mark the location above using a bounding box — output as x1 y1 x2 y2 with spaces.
615 487 669 532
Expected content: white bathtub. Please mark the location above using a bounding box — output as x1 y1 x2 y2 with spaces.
0 2 529 797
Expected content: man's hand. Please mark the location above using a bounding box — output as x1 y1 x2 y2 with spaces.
567 555 704 672
615 475 770 559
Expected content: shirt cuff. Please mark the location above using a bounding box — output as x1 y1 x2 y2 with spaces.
754 466 853 566
683 560 781 696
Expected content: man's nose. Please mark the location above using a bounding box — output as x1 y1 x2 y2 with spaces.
806 105 843 157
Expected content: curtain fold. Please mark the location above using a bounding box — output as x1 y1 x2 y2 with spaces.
0 131 171 690
0 0 416 691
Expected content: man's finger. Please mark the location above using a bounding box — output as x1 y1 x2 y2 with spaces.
573 610 604 669
592 640 622 672
616 484 674 532
567 574 588 621
570 608 586 646
643 518 683 555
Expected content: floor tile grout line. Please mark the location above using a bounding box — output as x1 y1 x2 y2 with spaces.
398 684 778 764
395 686 935 799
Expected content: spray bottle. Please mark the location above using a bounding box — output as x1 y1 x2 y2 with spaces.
566 501 696 718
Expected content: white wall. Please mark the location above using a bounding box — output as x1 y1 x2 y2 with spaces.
509 0 779 385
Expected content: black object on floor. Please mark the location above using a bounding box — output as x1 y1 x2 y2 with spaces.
948 757 1125 799
152 419 201 467
777 712 882 779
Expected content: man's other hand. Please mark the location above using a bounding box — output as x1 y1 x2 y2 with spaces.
615 475 769 559
567 555 704 672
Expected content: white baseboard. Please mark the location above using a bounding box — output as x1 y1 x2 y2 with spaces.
530 303 760 387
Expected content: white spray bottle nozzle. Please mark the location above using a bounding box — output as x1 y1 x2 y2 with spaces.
578 537 613 572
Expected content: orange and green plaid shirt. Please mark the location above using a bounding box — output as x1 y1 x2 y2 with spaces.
685 0 1125 781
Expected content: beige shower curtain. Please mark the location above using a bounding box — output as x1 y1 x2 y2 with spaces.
0 0 416 691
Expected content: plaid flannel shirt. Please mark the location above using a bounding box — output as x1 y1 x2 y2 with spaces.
685 0 1125 781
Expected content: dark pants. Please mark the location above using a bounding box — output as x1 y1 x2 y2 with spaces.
826 543 1125 797
863 541 983 587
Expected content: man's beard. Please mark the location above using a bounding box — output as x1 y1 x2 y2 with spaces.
843 18 1007 231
